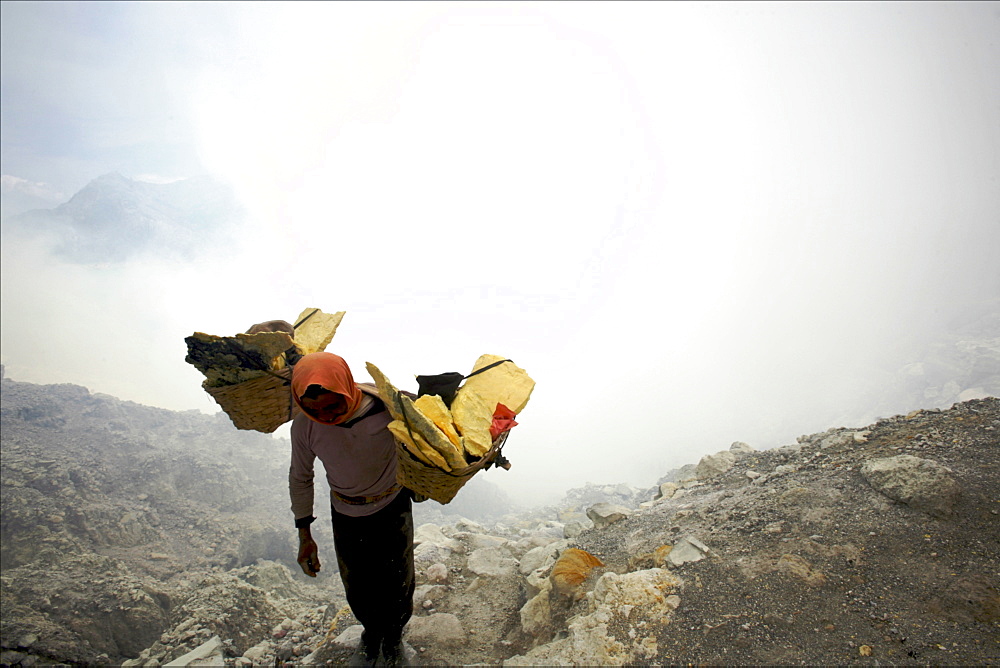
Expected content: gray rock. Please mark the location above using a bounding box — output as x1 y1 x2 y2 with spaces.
586 503 633 528
511 535 558 559
534 520 569 540
519 579 553 637
861 455 961 518
730 441 756 454
414 542 453 565
667 536 711 567
406 612 466 647
695 451 736 479
818 431 858 449
163 636 222 667
332 624 364 648
273 640 295 662
452 517 486 534
563 520 588 539
424 562 448 583
519 540 566 576
413 584 448 612
675 463 698 482
655 482 679 500
414 523 461 551
507 569 682 666
467 547 518 577
463 533 511 552
238 561 302 600
775 443 802 458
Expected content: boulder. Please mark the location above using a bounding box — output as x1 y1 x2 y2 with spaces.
504 616 627 666
414 523 461 563
655 482 679 500
506 568 681 666
414 523 461 551
667 536 710 567
452 517 486 534
463 533 511 552
592 568 682 618
512 534 559 558
413 584 448 612
730 441 756 454
467 547 518 578
860 455 961 518
564 520 589 539
695 451 736 480
519 540 566 576
405 613 466 647
424 562 448 584
775 443 802 458
163 636 222 667
519 578 553 637
586 503 632 528
332 625 363 648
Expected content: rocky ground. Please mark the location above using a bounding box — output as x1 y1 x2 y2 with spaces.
2 368 998 666
0 371 510 666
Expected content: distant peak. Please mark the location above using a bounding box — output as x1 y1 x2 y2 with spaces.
92 172 130 184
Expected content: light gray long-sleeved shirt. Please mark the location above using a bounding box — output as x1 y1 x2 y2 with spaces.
289 384 401 519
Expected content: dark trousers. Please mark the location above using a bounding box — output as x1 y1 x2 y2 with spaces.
330 490 415 644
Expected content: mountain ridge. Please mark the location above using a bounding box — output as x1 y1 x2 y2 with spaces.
2 173 241 263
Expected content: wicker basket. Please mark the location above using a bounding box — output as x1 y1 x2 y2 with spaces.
202 367 301 433
396 431 510 504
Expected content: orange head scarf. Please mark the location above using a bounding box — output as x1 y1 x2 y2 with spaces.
291 352 363 425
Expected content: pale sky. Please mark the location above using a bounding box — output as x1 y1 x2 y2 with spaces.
2 2 998 504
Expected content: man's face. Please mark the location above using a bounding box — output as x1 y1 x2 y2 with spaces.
299 385 348 424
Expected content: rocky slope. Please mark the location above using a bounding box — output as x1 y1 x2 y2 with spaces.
298 398 998 667
1 369 997 666
0 369 513 665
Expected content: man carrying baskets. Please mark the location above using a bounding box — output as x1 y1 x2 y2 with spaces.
288 352 414 667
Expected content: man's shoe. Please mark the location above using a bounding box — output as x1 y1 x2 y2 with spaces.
347 632 381 667
378 638 412 667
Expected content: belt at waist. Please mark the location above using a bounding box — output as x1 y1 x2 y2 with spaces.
331 483 402 506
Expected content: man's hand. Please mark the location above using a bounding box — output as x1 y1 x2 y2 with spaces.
297 528 321 577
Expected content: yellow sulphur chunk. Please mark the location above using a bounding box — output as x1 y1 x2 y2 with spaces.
293 308 345 355
413 394 462 448
451 388 494 458
367 362 466 470
366 362 404 423
458 354 535 414
388 420 451 471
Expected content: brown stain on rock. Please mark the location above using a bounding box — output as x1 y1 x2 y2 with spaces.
551 548 605 598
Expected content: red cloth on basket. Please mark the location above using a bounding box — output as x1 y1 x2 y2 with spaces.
490 403 518 441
